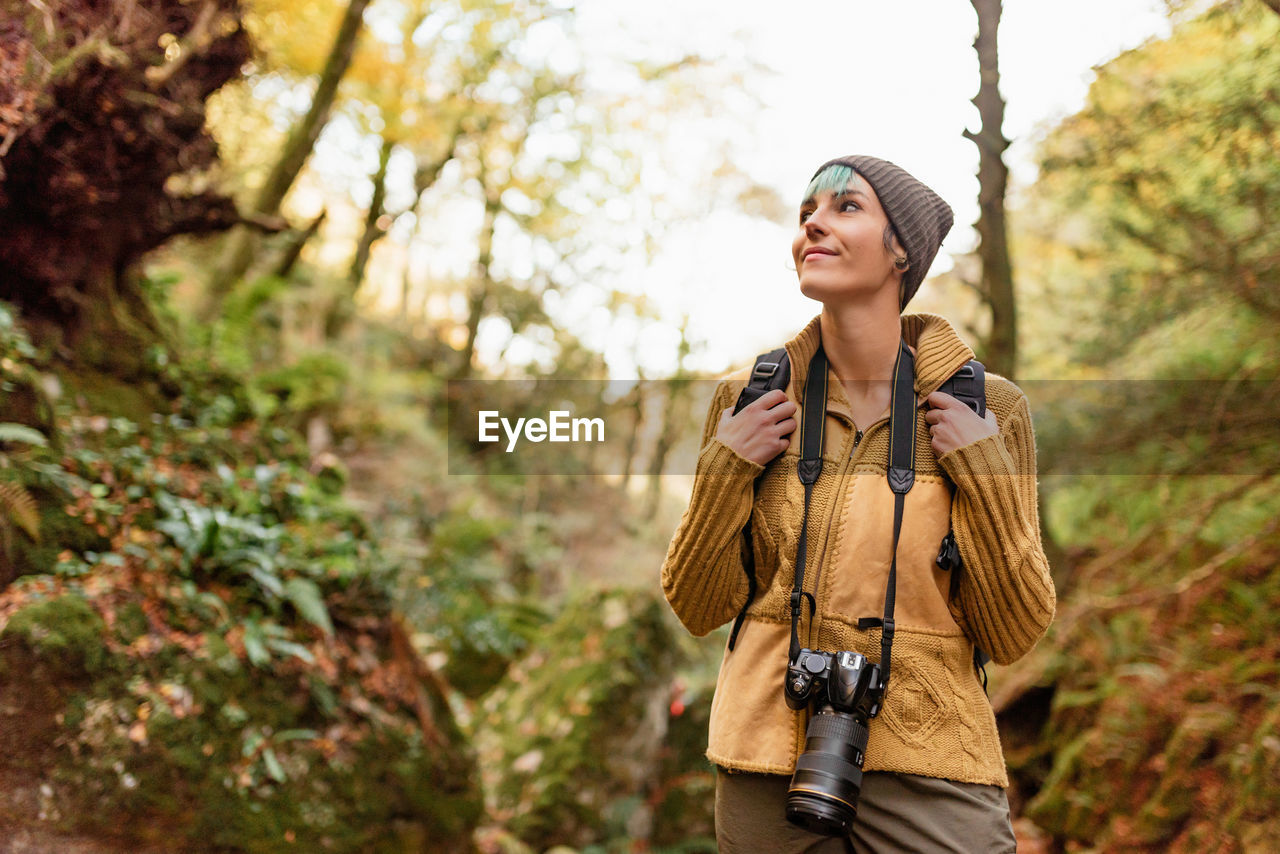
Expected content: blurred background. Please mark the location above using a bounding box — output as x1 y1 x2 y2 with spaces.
0 0 1277 851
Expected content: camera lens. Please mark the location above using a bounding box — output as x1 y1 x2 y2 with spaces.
786 709 869 837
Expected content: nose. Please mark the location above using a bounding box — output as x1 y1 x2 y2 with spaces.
803 208 829 238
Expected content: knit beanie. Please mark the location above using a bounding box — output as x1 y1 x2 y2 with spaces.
812 155 954 309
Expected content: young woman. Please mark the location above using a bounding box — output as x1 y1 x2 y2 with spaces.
661 155 1055 852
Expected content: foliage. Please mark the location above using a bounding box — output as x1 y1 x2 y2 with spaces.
1022 0 1280 366
999 3 1280 850
476 589 684 851
0 301 49 579
0 369 481 851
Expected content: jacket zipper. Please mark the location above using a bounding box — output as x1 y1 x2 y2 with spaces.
802 415 887 647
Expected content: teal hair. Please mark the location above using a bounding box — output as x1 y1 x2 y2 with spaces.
800 162 901 256
801 163 857 206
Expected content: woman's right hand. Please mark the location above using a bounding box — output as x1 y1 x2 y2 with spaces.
715 389 798 466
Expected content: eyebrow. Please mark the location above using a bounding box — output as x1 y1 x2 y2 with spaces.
800 188 869 207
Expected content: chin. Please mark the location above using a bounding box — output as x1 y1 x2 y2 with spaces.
797 277 830 302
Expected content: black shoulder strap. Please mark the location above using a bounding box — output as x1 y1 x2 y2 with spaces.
733 349 790 415
937 359 986 417
934 358 992 687
727 348 792 652
787 347 828 663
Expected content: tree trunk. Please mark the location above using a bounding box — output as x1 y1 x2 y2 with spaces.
619 377 645 491
645 380 688 521
348 137 395 291
322 137 393 338
204 0 373 318
964 0 1017 378
397 133 465 320
272 208 328 279
0 0 249 375
455 191 501 380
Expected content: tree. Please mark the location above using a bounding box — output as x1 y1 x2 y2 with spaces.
1025 0 1280 364
996 4 1280 848
0 0 251 375
203 0 374 318
964 0 1017 377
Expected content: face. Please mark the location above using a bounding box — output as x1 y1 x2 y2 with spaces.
791 172 905 306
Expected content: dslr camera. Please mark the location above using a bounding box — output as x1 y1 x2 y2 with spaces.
783 648 884 836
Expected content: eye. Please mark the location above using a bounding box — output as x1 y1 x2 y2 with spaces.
799 207 815 224
839 199 861 212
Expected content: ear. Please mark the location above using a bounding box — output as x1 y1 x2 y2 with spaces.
889 232 909 268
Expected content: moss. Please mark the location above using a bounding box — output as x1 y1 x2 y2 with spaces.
113 601 148 644
479 589 682 851
7 486 108 580
2 593 110 677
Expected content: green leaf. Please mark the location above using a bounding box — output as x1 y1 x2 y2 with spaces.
0 423 46 446
283 577 333 636
262 747 286 783
265 637 314 664
243 621 270 667
274 728 318 742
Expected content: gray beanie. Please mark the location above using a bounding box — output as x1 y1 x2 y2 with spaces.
812 155 954 308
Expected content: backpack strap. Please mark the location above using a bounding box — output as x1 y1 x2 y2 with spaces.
937 359 985 418
933 358 992 686
727 348 791 652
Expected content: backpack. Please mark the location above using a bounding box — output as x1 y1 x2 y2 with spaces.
728 347 992 683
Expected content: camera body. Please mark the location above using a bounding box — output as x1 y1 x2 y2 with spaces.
784 649 885 837
784 649 882 718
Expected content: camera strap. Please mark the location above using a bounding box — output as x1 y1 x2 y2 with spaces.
788 345 828 663
789 341 916 697
879 340 918 693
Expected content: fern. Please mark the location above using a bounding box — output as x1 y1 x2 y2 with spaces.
0 480 40 542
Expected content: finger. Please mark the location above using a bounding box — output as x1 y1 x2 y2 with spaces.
754 389 788 408
923 407 943 424
774 417 798 434
926 390 960 409
766 402 798 423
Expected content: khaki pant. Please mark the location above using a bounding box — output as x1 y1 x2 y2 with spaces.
715 769 1016 853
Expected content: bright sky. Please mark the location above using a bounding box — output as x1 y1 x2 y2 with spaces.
560 0 1171 377
344 0 1173 378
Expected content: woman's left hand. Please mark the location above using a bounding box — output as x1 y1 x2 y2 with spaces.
924 391 999 456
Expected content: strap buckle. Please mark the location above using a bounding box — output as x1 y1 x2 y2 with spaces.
752 361 781 380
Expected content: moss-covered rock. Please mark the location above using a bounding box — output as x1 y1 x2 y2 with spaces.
476 589 683 851
0 589 482 852
2 593 110 677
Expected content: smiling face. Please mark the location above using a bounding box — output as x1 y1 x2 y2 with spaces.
792 165 907 307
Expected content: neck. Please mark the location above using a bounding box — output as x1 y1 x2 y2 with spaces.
818 299 902 383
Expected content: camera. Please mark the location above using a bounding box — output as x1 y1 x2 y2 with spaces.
783 648 884 837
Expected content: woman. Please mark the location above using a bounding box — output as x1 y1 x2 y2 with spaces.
661 155 1055 852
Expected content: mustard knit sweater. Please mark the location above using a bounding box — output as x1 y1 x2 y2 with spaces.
661 313 1056 786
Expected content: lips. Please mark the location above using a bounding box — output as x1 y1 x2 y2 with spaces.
802 247 836 261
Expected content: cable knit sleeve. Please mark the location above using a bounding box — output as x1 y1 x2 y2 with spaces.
660 378 765 637
938 383 1056 664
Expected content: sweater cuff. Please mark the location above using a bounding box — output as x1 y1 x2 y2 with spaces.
699 438 766 481
938 432 1033 546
